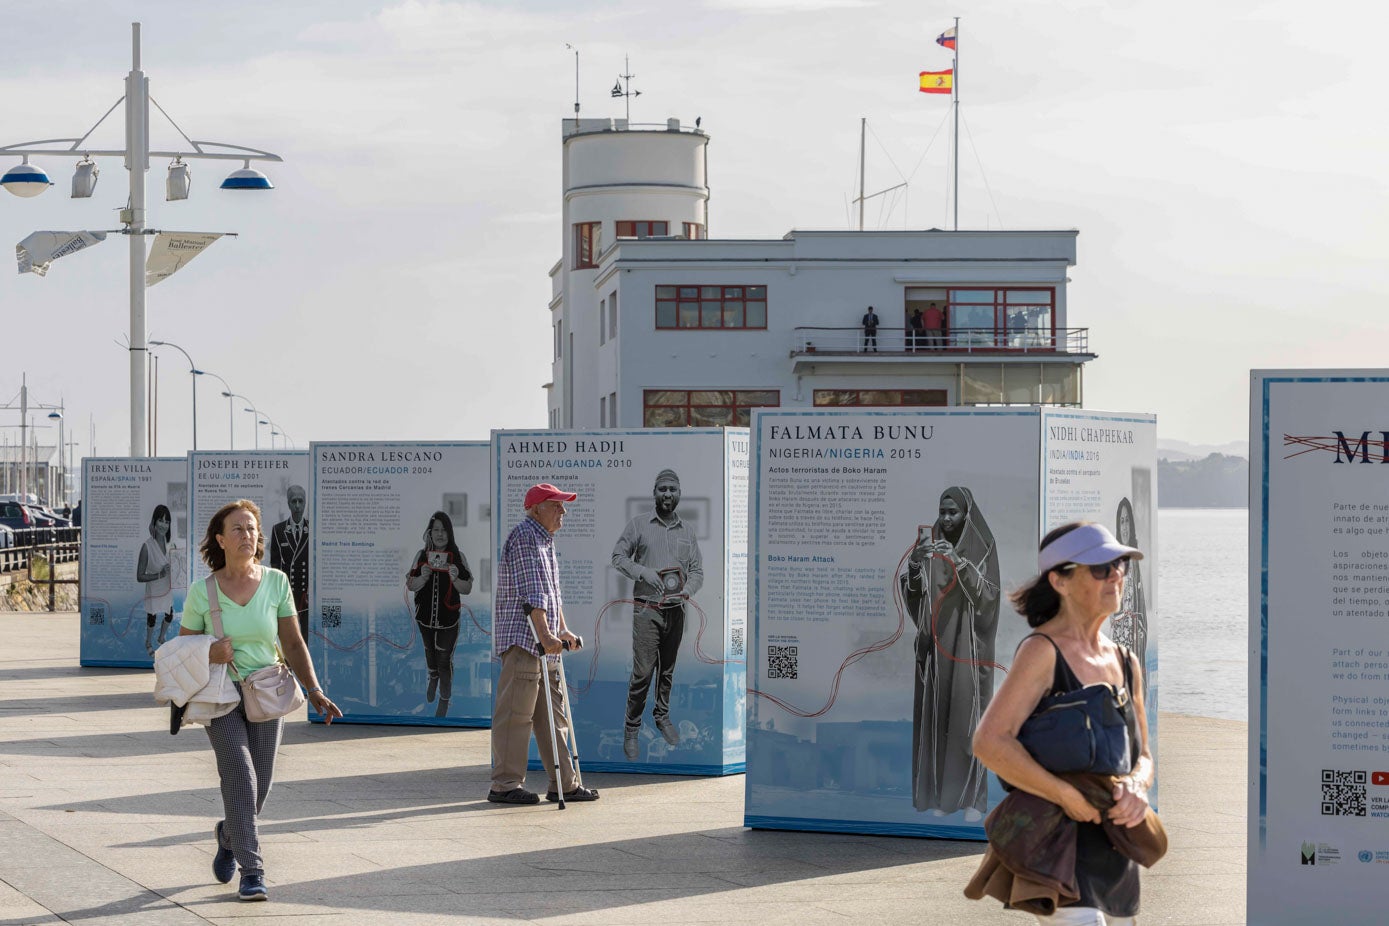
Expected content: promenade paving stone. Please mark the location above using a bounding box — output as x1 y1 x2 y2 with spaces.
0 612 1247 925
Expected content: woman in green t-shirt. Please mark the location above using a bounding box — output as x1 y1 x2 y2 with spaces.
179 499 341 902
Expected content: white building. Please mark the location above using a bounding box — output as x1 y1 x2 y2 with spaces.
548 118 1094 429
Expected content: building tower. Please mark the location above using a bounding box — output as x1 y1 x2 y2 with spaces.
550 118 709 428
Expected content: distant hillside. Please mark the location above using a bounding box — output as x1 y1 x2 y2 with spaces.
1156 438 1249 462
1158 453 1247 508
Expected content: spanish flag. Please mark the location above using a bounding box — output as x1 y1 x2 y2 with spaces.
919 69 953 94
936 27 956 50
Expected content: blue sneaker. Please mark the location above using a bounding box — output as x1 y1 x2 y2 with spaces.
212 822 235 884
238 872 268 902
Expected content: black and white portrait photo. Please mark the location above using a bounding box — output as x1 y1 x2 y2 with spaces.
269 484 310 641
611 468 704 760
899 486 1000 819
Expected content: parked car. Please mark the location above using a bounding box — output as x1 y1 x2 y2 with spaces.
0 524 14 549
0 502 33 531
1 503 52 546
35 507 71 528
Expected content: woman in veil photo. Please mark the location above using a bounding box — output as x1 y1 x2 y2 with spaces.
1109 497 1148 671
900 486 1001 819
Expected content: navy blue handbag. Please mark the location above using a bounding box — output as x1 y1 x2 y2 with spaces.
1016 637 1136 776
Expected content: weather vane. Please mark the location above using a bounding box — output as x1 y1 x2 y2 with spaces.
611 54 641 123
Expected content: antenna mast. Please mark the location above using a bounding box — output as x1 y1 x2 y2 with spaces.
611 55 641 123
565 44 579 119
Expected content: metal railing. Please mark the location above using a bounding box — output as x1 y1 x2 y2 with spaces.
792 326 1089 356
1 528 80 575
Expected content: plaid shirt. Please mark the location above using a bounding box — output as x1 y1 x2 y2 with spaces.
494 515 563 658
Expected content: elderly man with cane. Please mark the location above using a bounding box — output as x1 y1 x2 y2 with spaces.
487 483 599 806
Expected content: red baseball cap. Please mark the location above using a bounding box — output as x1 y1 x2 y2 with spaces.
524 483 578 509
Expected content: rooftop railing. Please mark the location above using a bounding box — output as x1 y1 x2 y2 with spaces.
792 326 1089 356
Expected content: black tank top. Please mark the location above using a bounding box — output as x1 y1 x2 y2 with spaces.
1024 634 1142 917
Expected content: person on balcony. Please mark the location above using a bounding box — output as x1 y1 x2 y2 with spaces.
924 302 945 350
861 306 880 352
908 308 924 352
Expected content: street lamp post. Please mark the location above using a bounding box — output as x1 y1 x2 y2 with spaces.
0 22 281 458
46 411 65 507
261 415 291 451
226 392 258 451
65 439 77 505
242 406 263 450
201 372 233 449
148 339 198 451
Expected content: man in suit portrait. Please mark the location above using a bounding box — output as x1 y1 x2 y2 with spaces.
270 484 310 641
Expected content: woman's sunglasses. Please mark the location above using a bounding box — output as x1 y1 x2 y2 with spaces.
1057 557 1130 580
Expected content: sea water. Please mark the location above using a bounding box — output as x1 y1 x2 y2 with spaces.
1156 507 1248 721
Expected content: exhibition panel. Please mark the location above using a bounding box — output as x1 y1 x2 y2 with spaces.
1041 409 1161 799
746 407 1158 839
1248 372 1389 925
493 428 748 775
80 457 191 667
310 441 492 726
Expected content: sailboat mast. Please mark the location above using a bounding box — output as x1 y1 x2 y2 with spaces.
859 117 866 232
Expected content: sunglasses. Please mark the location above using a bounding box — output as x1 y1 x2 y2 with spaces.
1057 557 1130 580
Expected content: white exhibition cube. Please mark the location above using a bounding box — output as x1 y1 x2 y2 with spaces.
80 457 192 667
746 407 1158 838
309 441 493 726
493 428 748 775
1248 371 1389 924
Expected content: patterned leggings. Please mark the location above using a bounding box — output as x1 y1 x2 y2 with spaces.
205 705 283 875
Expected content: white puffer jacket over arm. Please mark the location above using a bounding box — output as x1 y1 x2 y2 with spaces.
153 635 240 725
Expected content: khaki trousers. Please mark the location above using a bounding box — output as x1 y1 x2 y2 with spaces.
490 645 580 794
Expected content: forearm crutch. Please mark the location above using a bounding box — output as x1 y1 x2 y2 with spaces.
526 618 569 810
552 641 583 784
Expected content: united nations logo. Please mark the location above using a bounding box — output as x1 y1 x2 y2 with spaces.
1359 850 1373 863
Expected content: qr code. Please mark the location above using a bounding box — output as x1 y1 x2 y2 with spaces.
730 627 745 657
768 644 798 679
320 603 342 629
1321 769 1367 816
88 604 105 626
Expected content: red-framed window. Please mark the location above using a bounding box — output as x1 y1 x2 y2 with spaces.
655 285 768 330
683 222 706 240
945 288 1055 349
643 389 779 427
814 389 947 407
573 222 601 269
616 221 668 238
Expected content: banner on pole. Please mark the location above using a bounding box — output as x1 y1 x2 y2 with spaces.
16 230 108 276
146 232 224 287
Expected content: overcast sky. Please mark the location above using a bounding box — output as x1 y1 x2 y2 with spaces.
2 0 1385 462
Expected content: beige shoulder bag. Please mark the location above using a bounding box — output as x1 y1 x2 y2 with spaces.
206 575 305 722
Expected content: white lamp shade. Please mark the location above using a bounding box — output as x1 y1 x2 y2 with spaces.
166 161 191 201
2 161 53 198
220 165 273 191
71 160 99 199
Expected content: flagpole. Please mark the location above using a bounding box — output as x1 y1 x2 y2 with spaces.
952 15 960 231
